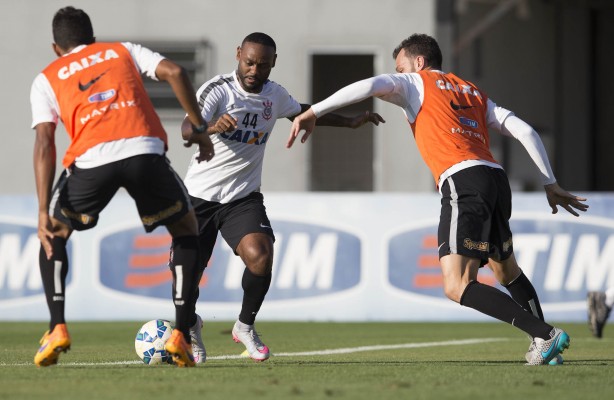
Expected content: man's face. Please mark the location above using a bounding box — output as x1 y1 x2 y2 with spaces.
395 49 420 73
236 42 276 93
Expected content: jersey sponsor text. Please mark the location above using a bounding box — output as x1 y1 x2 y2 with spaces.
57 49 119 80
219 129 270 145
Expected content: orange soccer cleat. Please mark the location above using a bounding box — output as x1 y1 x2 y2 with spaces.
34 323 71 367
165 329 195 367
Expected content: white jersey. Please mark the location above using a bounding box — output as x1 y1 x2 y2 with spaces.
184 70 302 203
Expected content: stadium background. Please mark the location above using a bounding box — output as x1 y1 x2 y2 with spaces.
0 0 612 322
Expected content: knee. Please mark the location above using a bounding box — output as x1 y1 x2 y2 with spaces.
50 218 72 239
167 211 198 238
241 244 273 275
490 264 521 286
442 280 464 303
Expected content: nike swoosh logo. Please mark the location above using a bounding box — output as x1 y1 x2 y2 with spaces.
541 335 561 359
438 242 446 251
259 223 271 229
78 70 108 91
450 100 475 111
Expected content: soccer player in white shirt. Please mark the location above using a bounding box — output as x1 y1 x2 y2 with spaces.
178 32 384 362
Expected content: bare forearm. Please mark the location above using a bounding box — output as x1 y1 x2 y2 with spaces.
33 128 56 213
295 103 353 127
167 72 203 127
157 60 204 128
314 112 353 127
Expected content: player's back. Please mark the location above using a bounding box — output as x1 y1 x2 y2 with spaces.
41 42 166 167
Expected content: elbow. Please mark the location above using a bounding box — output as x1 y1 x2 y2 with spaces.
515 126 539 142
169 64 186 80
502 116 537 141
158 61 186 82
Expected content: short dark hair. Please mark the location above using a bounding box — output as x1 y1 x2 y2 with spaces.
393 34 442 70
52 6 95 50
241 32 276 51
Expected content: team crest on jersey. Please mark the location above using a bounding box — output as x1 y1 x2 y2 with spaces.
262 100 273 120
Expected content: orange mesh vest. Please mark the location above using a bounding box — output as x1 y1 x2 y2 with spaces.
411 70 497 185
42 42 167 167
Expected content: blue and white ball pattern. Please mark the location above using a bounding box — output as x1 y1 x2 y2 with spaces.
134 319 173 365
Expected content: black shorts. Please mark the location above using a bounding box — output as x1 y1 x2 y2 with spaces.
51 154 192 232
191 191 274 266
438 165 514 265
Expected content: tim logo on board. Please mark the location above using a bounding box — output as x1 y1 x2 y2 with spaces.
99 221 361 301
387 216 614 303
0 220 73 300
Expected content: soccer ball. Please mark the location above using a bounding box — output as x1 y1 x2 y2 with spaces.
134 319 173 365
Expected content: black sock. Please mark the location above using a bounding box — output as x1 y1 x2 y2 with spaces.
170 235 200 339
504 272 545 321
39 237 68 331
460 281 553 339
239 269 272 325
170 255 204 329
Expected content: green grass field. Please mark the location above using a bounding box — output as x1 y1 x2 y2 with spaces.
1 321 612 400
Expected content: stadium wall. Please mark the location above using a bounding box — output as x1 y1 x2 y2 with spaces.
0 0 434 195
1 192 610 322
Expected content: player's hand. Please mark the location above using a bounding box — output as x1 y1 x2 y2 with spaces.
348 110 386 128
287 108 317 148
193 134 215 162
181 119 215 162
544 182 588 217
38 212 54 259
212 114 238 134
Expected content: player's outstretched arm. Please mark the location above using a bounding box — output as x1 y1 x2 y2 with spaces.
296 102 385 129
287 76 395 148
286 105 385 148
498 114 588 217
544 182 588 217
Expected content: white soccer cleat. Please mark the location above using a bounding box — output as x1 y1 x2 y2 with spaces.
525 338 564 365
525 328 570 366
525 337 535 363
189 314 206 364
232 320 270 362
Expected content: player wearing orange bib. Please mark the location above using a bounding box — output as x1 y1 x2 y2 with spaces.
30 7 214 367
288 34 588 365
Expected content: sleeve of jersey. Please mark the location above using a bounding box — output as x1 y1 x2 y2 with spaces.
311 75 396 117
500 114 557 186
122 42 165 80
30 73 59 128
196 82 223 121
276 85 302 118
